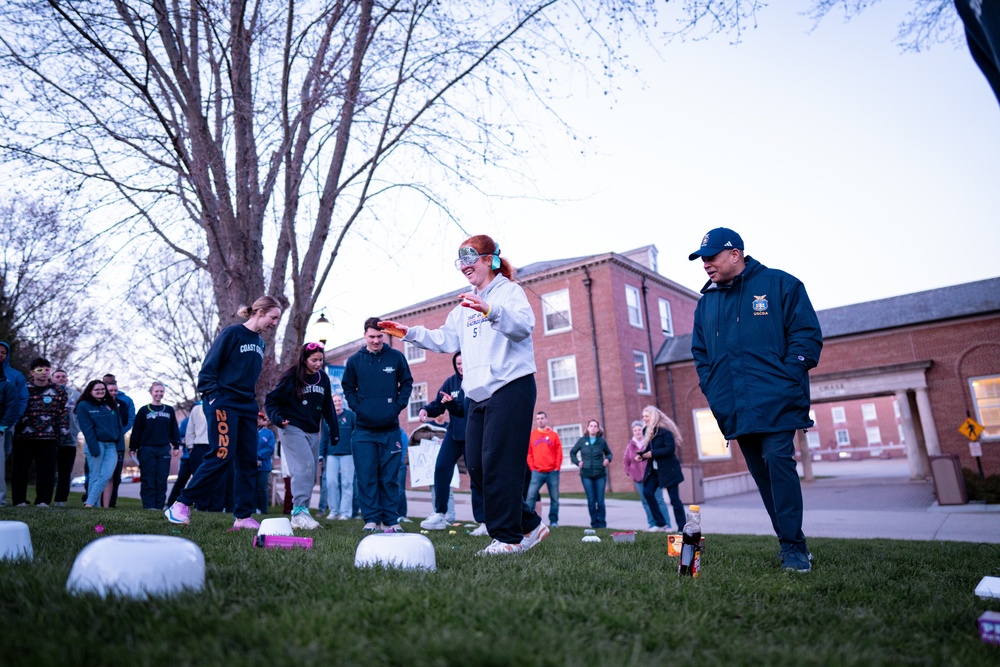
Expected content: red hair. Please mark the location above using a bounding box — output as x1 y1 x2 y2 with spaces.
461 234 515 281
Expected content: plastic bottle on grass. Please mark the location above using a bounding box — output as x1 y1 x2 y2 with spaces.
678 504 702 578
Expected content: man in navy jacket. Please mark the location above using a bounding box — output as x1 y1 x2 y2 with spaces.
689 228 822 573
342 317 412 532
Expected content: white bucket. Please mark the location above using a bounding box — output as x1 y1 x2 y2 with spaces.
354 533 436 571
257 517 294 536
0 521 33 561
66 535 205 599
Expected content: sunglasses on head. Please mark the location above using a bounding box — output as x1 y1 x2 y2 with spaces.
305 342 325 351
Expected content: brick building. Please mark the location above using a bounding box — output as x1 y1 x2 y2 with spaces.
323 245 701 495
657 276 1000 494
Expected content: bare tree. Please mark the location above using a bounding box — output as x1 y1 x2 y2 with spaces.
0 196 107 372
0 0 655 380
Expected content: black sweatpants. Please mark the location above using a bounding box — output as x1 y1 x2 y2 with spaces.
11 437 58 505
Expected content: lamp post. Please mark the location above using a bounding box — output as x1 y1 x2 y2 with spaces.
313 312 334 346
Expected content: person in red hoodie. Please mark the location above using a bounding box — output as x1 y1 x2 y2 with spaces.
525 411 562 528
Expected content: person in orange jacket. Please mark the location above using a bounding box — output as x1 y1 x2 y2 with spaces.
525 411 563 527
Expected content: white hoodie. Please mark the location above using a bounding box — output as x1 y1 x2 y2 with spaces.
404 275 536 402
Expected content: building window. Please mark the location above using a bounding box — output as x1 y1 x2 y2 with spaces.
836 429 850 446
893 400 901 418
806 431 820 449
541 289 572 334
633 351 651 395
693 408 731 460
658 298 673 337
831 406 846 423
408 382 427 421
625 284 643 328
898 424 906 443
548 355 579 401
555 424 582 470
404 341 425 363
866 426 882 445
862 403 877 421
970 375 1000 441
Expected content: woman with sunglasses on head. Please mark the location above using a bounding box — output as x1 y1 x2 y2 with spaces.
75 380 125 507
165 296 283 530
265 342 339 530
380 234 548 556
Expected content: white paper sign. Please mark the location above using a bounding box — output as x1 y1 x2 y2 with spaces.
408 436 459 489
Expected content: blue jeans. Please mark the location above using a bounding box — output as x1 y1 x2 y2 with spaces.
737 431 807 553
643 476 685 529
85 442 118 506
325 454 355 517
525 470 560 524
580 475 607 528
254 470 270 513
635 480 671 528
352 429 403 527
138 444 172 509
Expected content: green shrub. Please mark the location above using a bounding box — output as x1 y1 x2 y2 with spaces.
962 468 1000 503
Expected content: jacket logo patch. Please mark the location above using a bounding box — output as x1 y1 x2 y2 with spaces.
382 366 395 373
752 294 769 315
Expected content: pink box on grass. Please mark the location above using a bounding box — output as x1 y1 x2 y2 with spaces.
978 610 1000 645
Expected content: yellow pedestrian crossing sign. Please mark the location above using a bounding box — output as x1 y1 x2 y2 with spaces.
959 417 984 441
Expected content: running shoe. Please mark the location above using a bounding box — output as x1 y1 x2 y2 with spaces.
383 524 404 533
164 501 191 525
419 513 449 530
291 509 320 530
233 516 261 530
469 522 489 537
520 522 550 551
362 522 380 533
476 539 524 556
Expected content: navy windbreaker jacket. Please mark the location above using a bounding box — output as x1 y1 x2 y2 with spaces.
690 256 823 440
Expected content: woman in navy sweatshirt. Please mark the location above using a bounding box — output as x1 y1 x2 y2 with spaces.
265 342 338 530
165 296 282 530
131 381 181 510
76 380 125 507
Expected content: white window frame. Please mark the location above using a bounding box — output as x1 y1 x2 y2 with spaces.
408 382 427 422
836 429 850 446
404 341 425 364
547 355 579 402
693 408 731 461
541 288 572 334
658 298 674 337
865 426 882 445
633 351 651 395
555 424 582 470
969 375 1000 441
831 406 847 423
625 284 643 328
806 431 821 449
862 403 877 421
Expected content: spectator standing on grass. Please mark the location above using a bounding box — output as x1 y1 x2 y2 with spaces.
76 380 125 508
11 358 69 507
166 408 194 508
265 342 339 530
0 364 20 507
103 378 132 508
51 369 81 507
341 318 412 533
0 341 28 507
165 295 283 531
570 419 612 529
380 234 549 556
689 227 822 573
325 394 357 521
255 412 275 515
525 411 563 529
131 382 181 510
623 419 672 532
635 406 685 532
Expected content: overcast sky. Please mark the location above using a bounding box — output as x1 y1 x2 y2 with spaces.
310 3 1000 348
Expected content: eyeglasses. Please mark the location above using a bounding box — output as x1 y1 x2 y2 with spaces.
305 342 325 351
454 246 491 269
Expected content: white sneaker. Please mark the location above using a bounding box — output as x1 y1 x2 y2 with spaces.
291 511 321 530
420 512 449 530
336 514 350 521
363 522 380 533
476 539 524 556
470 522 489 537
521 522 550 551
383 524 404 533
325 511 338 520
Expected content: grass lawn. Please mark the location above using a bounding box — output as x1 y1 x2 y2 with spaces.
1 501 998 666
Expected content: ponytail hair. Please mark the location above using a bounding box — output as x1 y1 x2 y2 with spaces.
461 234 515 281
238 295 282 320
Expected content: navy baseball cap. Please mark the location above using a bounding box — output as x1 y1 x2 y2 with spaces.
688 227 744 261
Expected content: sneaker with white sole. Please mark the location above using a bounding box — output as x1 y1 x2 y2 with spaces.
420 513 449 530
470 522 489 537
337 514 350 521
325 511 338 521
383 524 404 533
291 509 321 530
164 501 191 525
520 522 550 551
476 539 524 556
363 522 380 533
233 516 261 530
